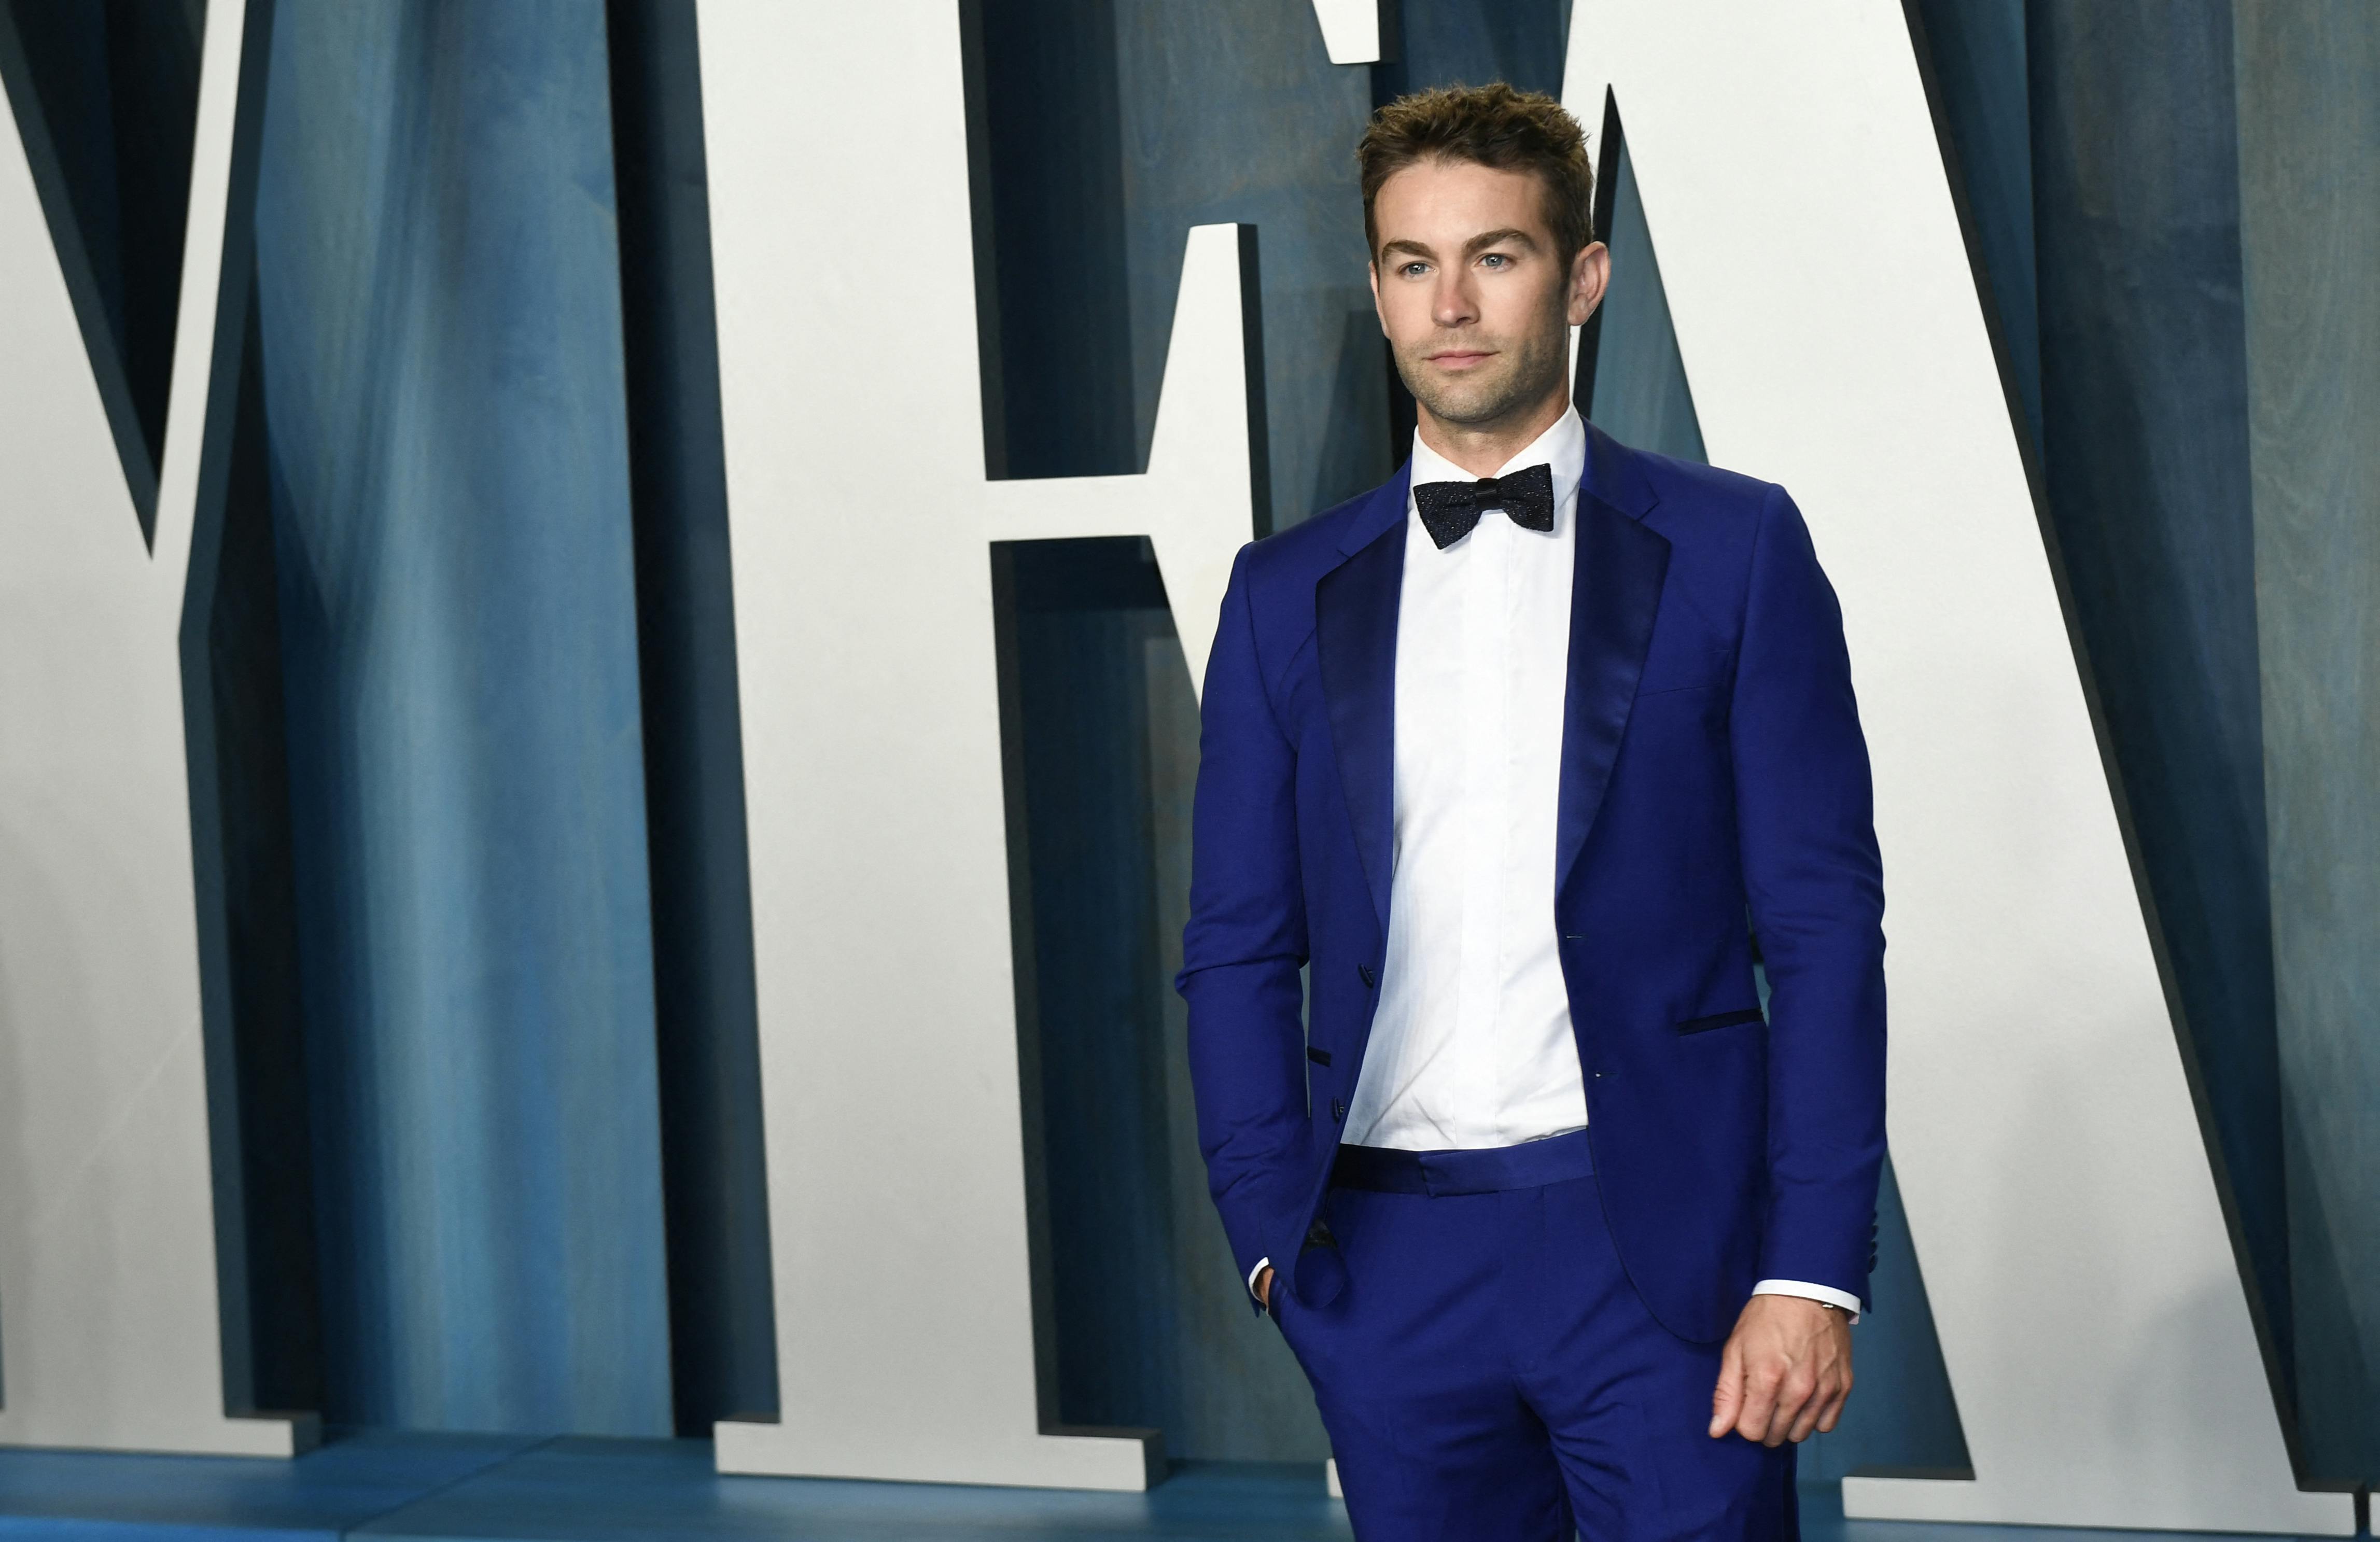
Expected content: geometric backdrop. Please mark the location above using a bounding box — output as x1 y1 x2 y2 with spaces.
0 0 2372 1492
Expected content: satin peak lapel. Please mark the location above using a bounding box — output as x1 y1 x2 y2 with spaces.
1556 444 1671 898
1315 478 1409 934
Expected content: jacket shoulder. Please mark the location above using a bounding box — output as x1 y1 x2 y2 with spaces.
1620 442 1797 575
1234 476 1399 599
1632 445 1779 525
1602 437 1805 635
1248 484 1382 565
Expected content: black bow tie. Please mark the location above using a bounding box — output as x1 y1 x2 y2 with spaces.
1412 462 1557 549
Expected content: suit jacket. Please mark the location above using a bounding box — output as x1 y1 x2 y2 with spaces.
1176 423 1886 1344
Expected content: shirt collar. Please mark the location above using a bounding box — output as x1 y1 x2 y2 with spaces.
1406 403 1587 518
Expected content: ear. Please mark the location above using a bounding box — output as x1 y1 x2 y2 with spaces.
1368 259 1387 337
1566 241 1611 328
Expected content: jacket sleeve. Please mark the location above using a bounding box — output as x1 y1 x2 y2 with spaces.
1175 545 1311 1294
1729 486 1888 1308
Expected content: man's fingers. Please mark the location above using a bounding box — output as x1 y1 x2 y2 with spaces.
1814 1380 1851 1436
1764 1370 1813 1446
1710 1300 1858 1445
1785 1374 1828 1443
1813 1363 1854 1435
1707 1339 1746 1438
1735 1364 1783 1445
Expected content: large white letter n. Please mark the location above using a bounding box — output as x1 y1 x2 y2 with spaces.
1562 2 2349 1533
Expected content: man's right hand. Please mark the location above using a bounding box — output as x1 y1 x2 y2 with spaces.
1256 1265 1276 1311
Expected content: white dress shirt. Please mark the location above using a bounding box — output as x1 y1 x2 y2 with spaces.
1342 409 1587 1150
1255 406 1859 1321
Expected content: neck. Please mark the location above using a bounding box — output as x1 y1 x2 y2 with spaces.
1416 385 1571 479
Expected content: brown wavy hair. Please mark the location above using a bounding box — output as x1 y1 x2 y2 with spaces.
1358 82 1595 265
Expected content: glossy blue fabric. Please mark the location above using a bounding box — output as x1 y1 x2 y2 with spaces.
1178 426 1886 1343
1278 1171 1797 1539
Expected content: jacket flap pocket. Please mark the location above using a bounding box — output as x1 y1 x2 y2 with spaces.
1676 1006 1765 1035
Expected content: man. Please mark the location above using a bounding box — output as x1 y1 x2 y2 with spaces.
1178 83 1885 1538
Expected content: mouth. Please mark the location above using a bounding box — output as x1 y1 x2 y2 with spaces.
1426 349 1495 371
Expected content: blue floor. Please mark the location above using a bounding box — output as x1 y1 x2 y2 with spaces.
0 1436 1351 1541
0 1434 2359 1541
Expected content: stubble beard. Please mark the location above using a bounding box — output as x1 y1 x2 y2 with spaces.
1393 296 1571 435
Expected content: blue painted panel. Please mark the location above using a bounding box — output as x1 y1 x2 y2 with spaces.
1000 543 1331 1460
252 0 671 1434
185 274 329 1420
2024 0 2290 1408
604 0 780 1433
1380 0 1570 101
975 0 1389 518
974 0 1375 1462
972 0 1137 482
2234 4 2380 1486
0 0 204 529
1111 1 1388 522
1587 137 1703 464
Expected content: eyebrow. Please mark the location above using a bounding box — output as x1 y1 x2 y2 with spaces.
1378 227 1544 262
1463 227 1541 255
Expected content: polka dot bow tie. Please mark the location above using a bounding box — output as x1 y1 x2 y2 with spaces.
1412 462 1557 549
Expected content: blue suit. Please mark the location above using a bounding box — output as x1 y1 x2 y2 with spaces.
1178 425 1885 1534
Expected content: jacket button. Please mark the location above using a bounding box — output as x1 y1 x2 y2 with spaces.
1356 963 1376 988
1331 1098 1347 1123
1307 1220 1337 1249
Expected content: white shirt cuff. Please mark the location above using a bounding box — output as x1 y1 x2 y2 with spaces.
1752 1279 1863 1324
1248 1257 1271 1301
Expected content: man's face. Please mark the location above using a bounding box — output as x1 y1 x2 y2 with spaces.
1369 158 1607 434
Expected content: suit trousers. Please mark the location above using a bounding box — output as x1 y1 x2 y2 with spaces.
1273 1163 1798 1540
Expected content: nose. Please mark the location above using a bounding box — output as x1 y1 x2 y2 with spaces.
1432 268 1476 329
